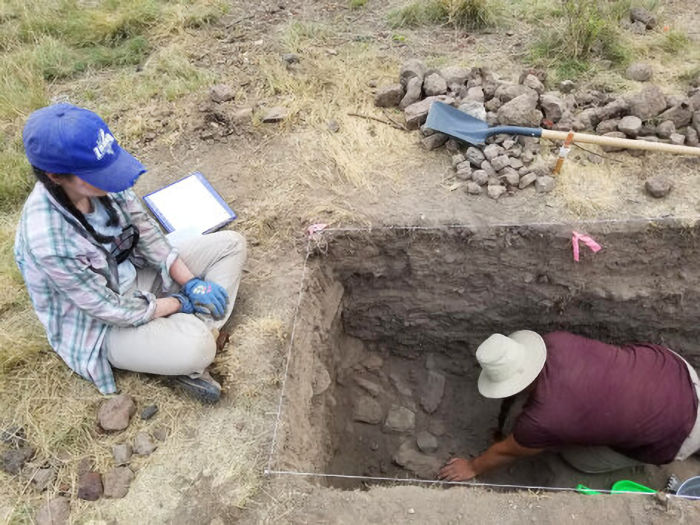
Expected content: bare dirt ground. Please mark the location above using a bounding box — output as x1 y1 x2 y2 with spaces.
2 0 700 523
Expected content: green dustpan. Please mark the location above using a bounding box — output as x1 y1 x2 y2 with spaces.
610 480 656 494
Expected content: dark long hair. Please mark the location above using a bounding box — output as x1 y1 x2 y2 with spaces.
33 166 119 244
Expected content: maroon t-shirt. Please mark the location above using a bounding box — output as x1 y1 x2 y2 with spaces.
513 331 697 464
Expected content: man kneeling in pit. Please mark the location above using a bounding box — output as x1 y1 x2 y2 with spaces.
438 331 700 481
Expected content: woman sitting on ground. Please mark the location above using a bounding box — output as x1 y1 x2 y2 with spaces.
14 103 246 402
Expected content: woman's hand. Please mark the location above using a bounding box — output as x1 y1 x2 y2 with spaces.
153 297 182 319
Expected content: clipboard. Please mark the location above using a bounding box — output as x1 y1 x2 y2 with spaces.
143 172 236 234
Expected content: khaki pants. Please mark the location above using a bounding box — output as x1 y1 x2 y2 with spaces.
105 231 246 377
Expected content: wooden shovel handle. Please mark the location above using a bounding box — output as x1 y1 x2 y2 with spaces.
541 129 700 156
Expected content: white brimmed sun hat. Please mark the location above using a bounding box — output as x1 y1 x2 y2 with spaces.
476 330 547 399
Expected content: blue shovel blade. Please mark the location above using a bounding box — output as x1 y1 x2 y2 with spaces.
425 101 491 145
425 101 543 145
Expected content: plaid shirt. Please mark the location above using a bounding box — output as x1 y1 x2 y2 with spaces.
14 183 178 394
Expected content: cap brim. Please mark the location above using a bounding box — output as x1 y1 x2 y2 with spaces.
74 145 146 192
477 330 546 399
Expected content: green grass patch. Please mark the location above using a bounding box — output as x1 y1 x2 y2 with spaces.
529 0 633 81
349 0 369 8
388 0 498 31
660 30 690 54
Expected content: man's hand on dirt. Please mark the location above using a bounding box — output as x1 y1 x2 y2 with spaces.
438 457 477 482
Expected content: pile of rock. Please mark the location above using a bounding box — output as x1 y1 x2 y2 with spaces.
348 355 448 479
1 395 166 525
375 58 700 199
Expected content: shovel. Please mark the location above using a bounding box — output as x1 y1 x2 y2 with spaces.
425 101 700 156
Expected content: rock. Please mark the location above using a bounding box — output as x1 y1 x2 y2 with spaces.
618 115 643 137
670 132 685 145
521 150 534 165
77 471 103 501
35 497 70 525
522 74 544 94
31 467 56 491
518 166 530 176
465 86 485 102
485 97 503 112
600 131 627 152
404 96 453 130
421 132 448 150
487 184 506 200
645 177 672 198
440 66 469 87
399 78 426 111
628 85 667 120
103 467 135 499
112 443 133 466
471 170 488 186
153 427 168 442
629 20 647 34
261 106 287 123
140 405 158 420
465 182 482 195
454 164 472 181
327 119 340 133
596 119 620 135
519 172 537 189
399 58 427 88
420 124 435 137
423 72 447 97
312 365 332 395
457 100 486 121
509 157 524 169
416 431 439 453
686 127 699 147
690 89 700 111
393 440 442 479
693 111 700 135
76 457 94 476
656 120 675 139
483 144 505 161
375 84 403 107
1 447 34 474
389 372 412 397
535 176 555 193
626 62 653 82
384 405 415 433
490 154 510 172
630 6 656 29
597 98 629 121
499 167 520 187
451 153 466 167
363 354 384 371
445 138 461 153
282 53 300 65
354 376 382 397
231 107 254 124
497 94 543 127
658 103 693 128
559 80 575 94
421 370 446 413
97 394 136 432
353 395 383 424
466 147 486 167
133 432 157 456
540 93 565 122
209 84 234 103
494 83 537 102
1 425 26 446
481 160 496 177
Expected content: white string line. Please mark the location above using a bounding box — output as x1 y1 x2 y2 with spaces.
263 469 700 501
265 237 313 473
316 215 700 233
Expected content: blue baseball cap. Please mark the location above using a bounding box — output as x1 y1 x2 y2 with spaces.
23 103 146 192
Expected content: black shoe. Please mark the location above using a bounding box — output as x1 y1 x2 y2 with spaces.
171 372 221 403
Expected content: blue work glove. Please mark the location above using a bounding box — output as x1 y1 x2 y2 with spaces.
182 278 228 319
171 293 195 314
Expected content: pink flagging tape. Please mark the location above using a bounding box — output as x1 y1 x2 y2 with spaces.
572 231 602 262
306 223 328 236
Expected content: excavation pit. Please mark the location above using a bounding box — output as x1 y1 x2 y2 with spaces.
273 222 700 491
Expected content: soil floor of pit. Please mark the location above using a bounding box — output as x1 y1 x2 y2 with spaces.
15 0 700 523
